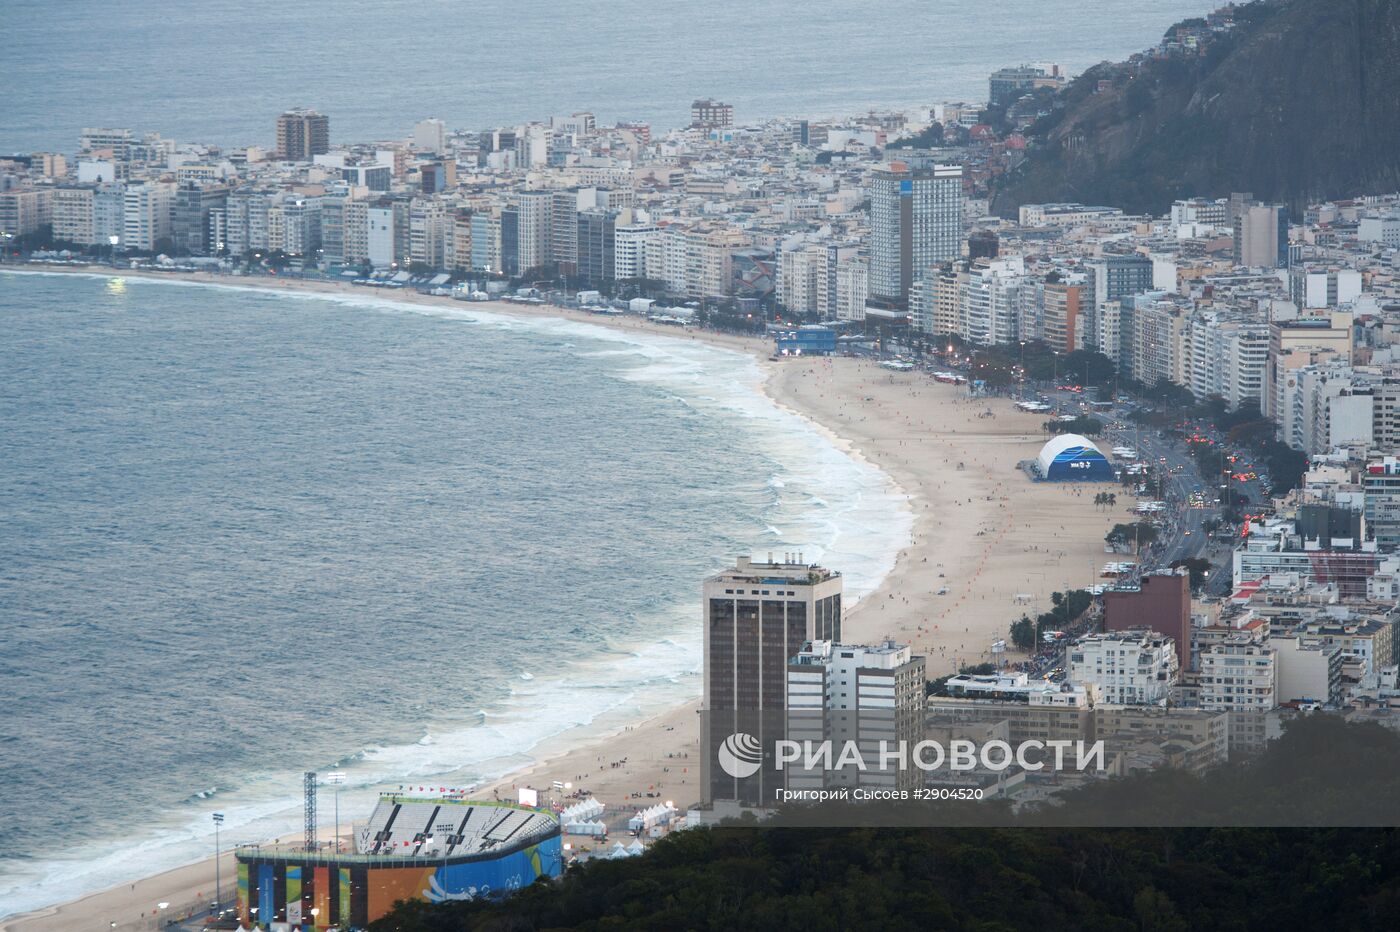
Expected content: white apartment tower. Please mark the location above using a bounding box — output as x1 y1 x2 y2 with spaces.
868 161 963 308
1068 630 1178 706
413 118 447 155
120 181 174 251
785 640 926 791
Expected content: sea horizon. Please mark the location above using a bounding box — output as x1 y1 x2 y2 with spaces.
3 0 1214 153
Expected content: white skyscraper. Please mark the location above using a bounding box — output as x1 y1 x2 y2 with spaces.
413 118 447 155
121 181 174 251
868 160 963 309
786 640 925 791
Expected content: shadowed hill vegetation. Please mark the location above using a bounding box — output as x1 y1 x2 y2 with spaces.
372 716 1400 930
992 0 1400 215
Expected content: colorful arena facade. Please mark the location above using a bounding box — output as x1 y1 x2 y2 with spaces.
236 797 562 929
1036 433 1115 481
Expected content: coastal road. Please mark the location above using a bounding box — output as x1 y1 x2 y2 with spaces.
1032 389 1220 576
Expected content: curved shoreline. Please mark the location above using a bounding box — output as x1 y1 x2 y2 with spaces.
0 265 1128 930
0 267 913 928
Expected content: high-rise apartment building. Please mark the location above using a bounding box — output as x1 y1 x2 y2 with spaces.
275 108 330 161
366 204 394 268
960 257 1023 346
0 188 53 238
172 182 229 255
785 640 925 792
392 196 417 266
79 127 133 160
576 208 617 287
1265 313 1354 422
833 256 869 322
703 555 843 805
408 197 448 269
1365 458 1400 551
471 210 500 274
1184 312 1269 410
1068 630 1178 706
342 200 369 265
1200 635 1275 707
779 242 822 316
1233 200 1288 268
704 555 842 713
1103 571 1192 669
449 209 474 273
419 160 456 194
92 184 125 246
120 181 174 251
278 197 322 257
513 190 553 277
988 63 1066 106
690 99 734 129
1199 635 1276 755
868 161 963 309
412 118 447 155
1132 300 1191 389
551 189 582 277
614 219 659 282
318 197 347 263
1042 280 1083 353
683 227 744 298
52 186 96 245
1084 255 1153 351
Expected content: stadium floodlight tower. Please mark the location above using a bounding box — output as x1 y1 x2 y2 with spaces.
326 771 346 852
212 812 224 916
304 771 317 852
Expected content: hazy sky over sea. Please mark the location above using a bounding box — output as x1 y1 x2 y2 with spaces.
4 0 1213 152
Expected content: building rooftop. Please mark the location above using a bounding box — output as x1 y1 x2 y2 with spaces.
708 554 840 586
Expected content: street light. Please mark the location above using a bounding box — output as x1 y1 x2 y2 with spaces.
326 772 346 852
212 812 225 916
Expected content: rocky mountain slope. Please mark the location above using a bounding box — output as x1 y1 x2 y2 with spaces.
991 0 1400 216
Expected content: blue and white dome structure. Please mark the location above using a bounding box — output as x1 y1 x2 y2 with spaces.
1036 434 1115 481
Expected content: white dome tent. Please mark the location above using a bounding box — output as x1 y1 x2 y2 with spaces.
1035 433 1114 481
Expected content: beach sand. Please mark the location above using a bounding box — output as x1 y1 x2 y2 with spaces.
0 268 1131 931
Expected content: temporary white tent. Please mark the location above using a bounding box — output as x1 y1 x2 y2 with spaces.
564 820 607 837
627 803 677 833
561 798 605 823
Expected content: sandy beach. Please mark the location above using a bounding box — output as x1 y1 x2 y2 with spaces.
1 267 1129 931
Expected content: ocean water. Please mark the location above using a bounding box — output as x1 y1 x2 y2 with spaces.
1 0 1214 153
0 271 911 917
